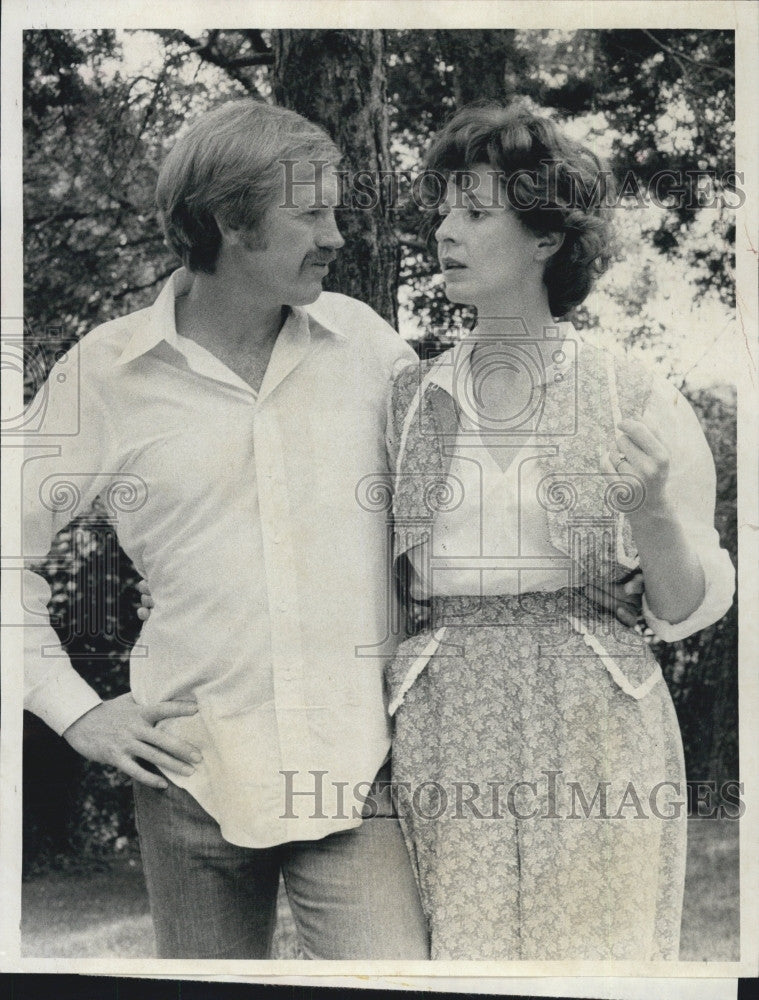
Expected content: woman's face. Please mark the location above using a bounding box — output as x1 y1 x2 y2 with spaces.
435 163 543 312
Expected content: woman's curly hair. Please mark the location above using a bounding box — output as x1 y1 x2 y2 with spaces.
422 100 616 317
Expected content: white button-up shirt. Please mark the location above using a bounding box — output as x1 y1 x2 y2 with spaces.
24 269 416 847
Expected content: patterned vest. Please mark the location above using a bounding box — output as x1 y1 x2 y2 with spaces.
386 337 663 701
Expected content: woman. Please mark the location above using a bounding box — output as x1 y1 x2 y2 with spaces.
385 102 735 961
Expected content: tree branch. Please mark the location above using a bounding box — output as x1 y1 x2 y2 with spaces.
163 30 271 93
25 209 103 226
243 29 272 55
641 30 735 80
396 233 429 252
110 267 176 302
227 54 275 67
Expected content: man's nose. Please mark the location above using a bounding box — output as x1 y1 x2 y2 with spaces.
317 212 345 250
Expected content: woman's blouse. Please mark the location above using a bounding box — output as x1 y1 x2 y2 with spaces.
405 334 735 642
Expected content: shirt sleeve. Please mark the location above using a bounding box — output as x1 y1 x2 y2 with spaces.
23 348 113 734
638 375 735 642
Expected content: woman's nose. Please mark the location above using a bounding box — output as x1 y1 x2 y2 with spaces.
435 213 456 244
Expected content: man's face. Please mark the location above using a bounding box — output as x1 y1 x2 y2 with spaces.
224 160 345 307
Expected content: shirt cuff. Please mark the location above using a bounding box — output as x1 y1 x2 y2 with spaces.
25 667 103 736
642 545 735 642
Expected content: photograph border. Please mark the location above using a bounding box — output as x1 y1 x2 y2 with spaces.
2 0 757 988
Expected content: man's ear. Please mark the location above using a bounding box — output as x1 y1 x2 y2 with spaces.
213 214 243 248
214 213 268 253
534 231 565 263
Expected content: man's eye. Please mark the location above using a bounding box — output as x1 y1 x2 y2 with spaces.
468 208 484 220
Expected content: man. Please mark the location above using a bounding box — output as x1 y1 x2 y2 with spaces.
23 99 427 959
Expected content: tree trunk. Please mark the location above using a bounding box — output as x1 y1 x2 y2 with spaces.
271 29 399 328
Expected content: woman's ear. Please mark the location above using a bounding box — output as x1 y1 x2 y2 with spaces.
534 231 565 263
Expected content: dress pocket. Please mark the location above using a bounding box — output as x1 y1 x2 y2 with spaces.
386 627 448 716
566 613 662 700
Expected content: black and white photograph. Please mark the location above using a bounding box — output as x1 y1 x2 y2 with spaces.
1 0 757 987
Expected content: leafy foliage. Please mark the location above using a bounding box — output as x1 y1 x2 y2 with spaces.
23 29 250 363
23 28 736 363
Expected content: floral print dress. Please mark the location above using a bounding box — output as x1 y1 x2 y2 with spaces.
384 332 730 961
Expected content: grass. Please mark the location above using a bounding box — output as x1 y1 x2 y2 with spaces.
21 818 739 960
21 861 301 959
680 817 740 961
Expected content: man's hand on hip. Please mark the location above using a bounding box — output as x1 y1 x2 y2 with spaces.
137 579 154 621
582 569 644 628
62 693 202 789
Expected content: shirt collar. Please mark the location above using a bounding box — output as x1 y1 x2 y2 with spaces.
114 268 189 366
115 267 345 369
301 293 349 342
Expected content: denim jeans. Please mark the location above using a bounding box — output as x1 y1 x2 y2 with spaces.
133 763 429 959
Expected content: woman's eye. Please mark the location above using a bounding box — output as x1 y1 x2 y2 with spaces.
468 208 484 220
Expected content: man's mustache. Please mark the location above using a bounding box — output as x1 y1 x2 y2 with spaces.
305 253 338 266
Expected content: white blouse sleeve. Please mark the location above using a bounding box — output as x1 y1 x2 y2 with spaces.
637 374 735 642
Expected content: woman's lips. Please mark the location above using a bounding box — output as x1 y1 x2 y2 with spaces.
441 262 467 277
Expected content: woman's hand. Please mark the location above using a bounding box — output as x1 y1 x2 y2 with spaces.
606 417 672 519
605 416 705 626
137 578 154 622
